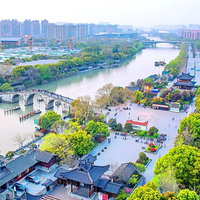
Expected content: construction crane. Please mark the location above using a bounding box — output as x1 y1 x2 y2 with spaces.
29 35 33 54
69 37 73 51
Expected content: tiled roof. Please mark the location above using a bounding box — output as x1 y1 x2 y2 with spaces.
174 81 196 87
80 154 96 164
102 182 123 195
58 162 109 185
111 163 136 183
35 149 55 163
177 72 194 80
126 120 148 127
94 178 110 188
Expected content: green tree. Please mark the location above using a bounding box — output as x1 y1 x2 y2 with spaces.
124 123 133 133
135 163 146 173
115 123 123 131
36 64 52 80
175 113 200 148
154 145 200 192
85 120 110 138
0 83 13 92
40 133 73 160
38 111 61 130
108 118 117 130
127 182 163 200
128 174 138 186
177 189 198 200
148 126 159 135
139 152 148 162
133 90 143 103
66 130 93 157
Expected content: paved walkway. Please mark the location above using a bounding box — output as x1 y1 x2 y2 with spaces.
101 104 187 183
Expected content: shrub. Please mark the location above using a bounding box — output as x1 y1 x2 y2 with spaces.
104 146 107 149
101 149 104 152
140 131 146 137
150 148 157 152
97 152 101 155
5 151 14 159
153 133 159 138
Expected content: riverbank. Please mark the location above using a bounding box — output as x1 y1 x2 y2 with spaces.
0 41 180 155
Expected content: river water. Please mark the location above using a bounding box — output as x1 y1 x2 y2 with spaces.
0 37 180 155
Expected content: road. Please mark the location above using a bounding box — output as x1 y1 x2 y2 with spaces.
187 44 200 86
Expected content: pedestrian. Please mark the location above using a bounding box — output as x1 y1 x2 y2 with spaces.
168 123 170 127
129 112 130 115
138 117 139 120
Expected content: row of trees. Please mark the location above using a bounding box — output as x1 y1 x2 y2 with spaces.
37 110 110 161
164 42 187 77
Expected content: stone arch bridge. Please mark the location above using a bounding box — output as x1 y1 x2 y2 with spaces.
0 90 74 110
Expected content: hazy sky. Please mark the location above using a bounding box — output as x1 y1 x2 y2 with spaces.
1 0 199 27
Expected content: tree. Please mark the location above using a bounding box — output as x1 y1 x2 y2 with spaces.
151 97 165 105
51 119 67 133
108 118 117 130
175 113 200 148
148 126 159 135
66 130 93 157
133 90 143 103
13 133 27 149
128 174 138 186
154 145 200 192
127 182 163 200
158 168 179 194
71 96 94 122
38 111 61 130
139 152 148 162
177 189 198 200
163 191 176 200
116 189 129 200
0 83 13 92
124 123 133 132
95 83 114 108
115 123 123 131
85 120 110 138
40 133 73 161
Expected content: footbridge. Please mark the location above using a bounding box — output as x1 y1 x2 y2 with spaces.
0 89 74 110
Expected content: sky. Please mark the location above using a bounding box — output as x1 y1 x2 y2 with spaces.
0 0 200 28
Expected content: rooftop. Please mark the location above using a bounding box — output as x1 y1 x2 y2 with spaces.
126 120 148 127
177 72 194 80
57 160 110 185
174 81 196 87
111 163 136 183
1 37 24 42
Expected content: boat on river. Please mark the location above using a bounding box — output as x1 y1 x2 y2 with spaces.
155 60 166 67
35 110 42 114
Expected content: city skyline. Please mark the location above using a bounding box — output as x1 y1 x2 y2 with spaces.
0 0 200 28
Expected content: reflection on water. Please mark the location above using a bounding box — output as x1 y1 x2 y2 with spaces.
0 41 180 155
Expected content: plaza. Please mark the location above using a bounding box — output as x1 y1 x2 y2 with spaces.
92 103 189 183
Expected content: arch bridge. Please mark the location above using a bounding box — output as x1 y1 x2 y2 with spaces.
0 90 73 111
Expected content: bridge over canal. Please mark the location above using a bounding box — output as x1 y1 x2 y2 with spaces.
0 90 74 110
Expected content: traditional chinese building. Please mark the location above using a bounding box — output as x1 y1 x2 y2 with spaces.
174 72 196 90
55 154 123 199
0 150 57 193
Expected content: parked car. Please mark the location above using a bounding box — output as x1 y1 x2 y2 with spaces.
12 183 27 191
25 175 40 184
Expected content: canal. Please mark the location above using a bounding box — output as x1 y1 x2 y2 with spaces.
0 38 180 155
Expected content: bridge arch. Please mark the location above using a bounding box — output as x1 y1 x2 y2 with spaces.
12 94 20 103
46 99 55 110
25 93 36 106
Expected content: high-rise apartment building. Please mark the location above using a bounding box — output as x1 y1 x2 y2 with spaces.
41 19 48 36
10 20 21 36
23 20 32 36
32 20 40 37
